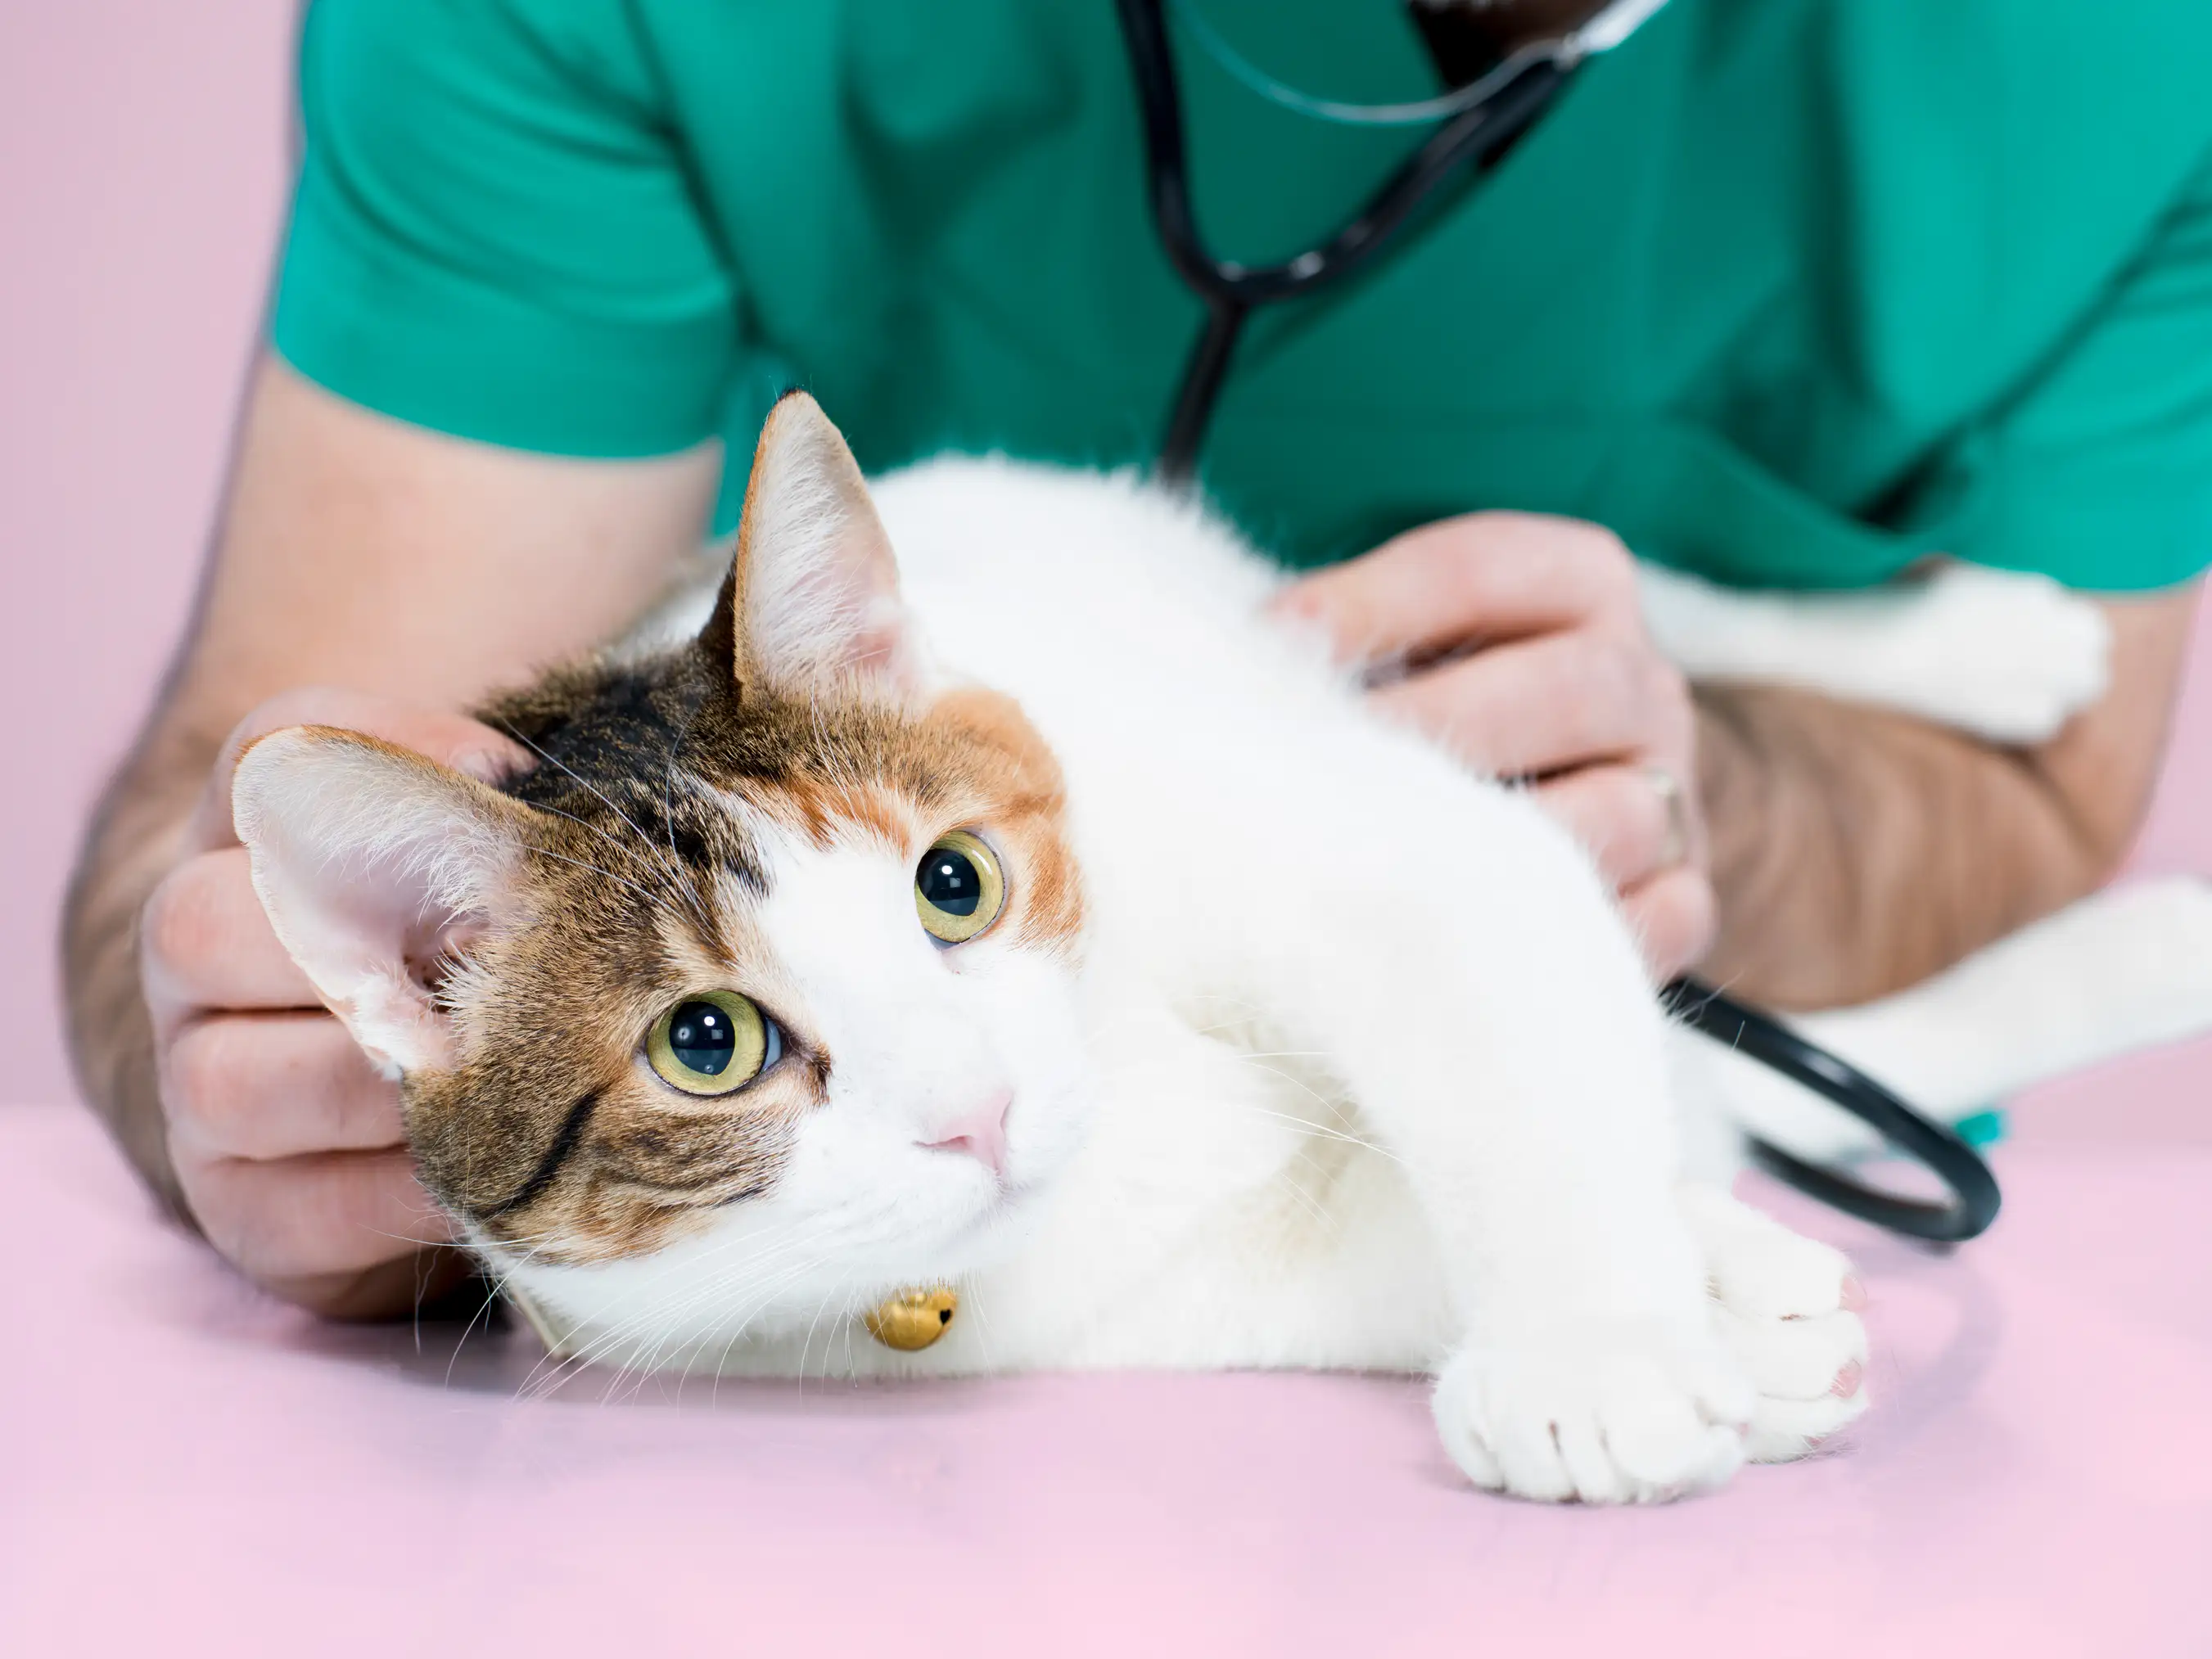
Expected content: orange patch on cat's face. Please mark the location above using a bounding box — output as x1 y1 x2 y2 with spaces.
919 687 1085 956
751 773 917 854
735 683 1081 953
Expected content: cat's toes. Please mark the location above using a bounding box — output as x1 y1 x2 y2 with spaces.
1682 1187 1871 1463
1714 1296 1869 1462
1432 1320 1752 1504
1689 1188 1857 1321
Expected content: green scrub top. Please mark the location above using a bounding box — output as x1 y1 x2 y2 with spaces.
272 0 2212 590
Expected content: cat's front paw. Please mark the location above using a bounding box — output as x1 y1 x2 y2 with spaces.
1432 1319 1754 1503
1682 1187 1871 1463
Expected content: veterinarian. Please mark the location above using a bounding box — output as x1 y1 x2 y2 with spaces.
64 0 2210 1317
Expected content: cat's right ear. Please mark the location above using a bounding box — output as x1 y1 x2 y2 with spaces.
704 391 928 704
231 726 540 1078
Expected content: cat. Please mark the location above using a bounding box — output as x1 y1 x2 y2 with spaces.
230 392 2210 1504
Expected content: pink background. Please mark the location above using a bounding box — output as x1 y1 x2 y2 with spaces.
3 2 295 1109
3 7 2210 1656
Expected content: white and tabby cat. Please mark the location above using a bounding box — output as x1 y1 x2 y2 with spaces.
230 394 2211 1504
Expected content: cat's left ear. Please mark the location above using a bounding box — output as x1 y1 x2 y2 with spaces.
711 391 928 702
232 727 541 1078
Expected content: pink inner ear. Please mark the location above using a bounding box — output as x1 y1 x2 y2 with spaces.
732 394 925 699
233 728 530 1080
269 854 489 1078
743 525 925 698
841 593 914 678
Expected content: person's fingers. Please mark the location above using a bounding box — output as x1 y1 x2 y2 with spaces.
140 846 319 1021
1535 764 1683 891
184 687 529 852
1620 864 1718 981
173 1144 454 1283
164 1011 404 1161
1272 512 1641 666
1370 629 1690 778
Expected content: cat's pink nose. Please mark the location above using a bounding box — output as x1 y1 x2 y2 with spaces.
920 1091 1012 1179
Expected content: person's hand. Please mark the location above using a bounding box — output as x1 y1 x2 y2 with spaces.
138 688 529 1317
1272 512 1712 977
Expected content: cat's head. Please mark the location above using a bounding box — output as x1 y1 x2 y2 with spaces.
232 394 1095 1350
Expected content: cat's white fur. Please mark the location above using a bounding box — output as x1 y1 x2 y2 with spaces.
241 406 2212 1505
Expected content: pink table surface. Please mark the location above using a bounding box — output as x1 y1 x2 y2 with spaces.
3 1102 2207 1659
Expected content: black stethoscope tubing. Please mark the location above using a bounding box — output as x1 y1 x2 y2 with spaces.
1115 0 2001 1242
1119 0 1570 485
1661 985 2001 1243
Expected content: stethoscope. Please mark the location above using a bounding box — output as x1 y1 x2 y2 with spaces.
1113 0 2002 1242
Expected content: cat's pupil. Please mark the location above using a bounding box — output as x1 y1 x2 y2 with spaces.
920 849 982 917
668 1002 737 1075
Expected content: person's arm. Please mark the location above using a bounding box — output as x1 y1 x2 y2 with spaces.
1275 513 2198 1006
61 356 720 1314
1695 582 2199 1008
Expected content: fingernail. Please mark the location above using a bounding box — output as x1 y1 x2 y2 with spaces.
1831 1359 1863 1399
1840 1275 1868 1312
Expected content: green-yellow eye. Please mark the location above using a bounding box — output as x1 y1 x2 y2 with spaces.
915 830 1005 945
646 991 773 1096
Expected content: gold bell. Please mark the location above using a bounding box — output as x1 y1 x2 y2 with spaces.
864 1285 959 1351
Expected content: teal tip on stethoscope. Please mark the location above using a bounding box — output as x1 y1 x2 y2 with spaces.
1116 0 2002 1242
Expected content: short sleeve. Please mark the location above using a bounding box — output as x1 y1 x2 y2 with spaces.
271 0 738 457
1910 142 2212 593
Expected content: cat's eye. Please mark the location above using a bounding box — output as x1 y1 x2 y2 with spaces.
645 991 777 1096
915 830 1006 945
